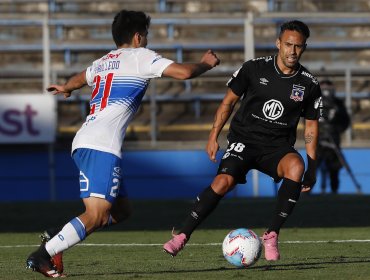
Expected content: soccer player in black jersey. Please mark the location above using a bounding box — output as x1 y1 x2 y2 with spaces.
164 20 322 261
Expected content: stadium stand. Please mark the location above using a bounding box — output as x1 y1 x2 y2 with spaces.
1 0 370 145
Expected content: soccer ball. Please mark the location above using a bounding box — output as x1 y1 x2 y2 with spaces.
222 228 262 268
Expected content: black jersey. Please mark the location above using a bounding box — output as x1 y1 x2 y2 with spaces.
227 55 322 147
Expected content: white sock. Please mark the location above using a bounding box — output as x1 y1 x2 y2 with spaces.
45 217 86 257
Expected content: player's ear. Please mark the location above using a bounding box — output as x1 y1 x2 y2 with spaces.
302 43 307 52
276 38 281 50
133 32 141 47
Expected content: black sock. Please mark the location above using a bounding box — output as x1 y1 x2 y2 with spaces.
180 186 223 239
268 178 301 234
46 227 63 238
39 242 51 258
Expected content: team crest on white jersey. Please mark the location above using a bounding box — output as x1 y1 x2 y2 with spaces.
263 99 284 120
290 84 305 102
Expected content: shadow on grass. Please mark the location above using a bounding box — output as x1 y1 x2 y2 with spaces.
67 257 370 277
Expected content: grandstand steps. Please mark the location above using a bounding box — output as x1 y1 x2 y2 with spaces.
56 97 370 143
2 1 370 14
2 2 370 145
57 120 370 143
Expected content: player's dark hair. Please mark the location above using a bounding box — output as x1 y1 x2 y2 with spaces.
279 20 310 40
112 10 151 47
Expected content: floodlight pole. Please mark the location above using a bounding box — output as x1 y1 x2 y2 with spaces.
43 12 56 201
42 14 50 94
244 12 255 61
244 12 259 197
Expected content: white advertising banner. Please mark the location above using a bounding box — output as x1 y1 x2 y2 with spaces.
0 94 56 143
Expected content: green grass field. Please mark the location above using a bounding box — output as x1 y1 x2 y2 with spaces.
0 195 369 279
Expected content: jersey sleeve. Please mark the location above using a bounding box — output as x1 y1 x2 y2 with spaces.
302 82 322 120
137 48 174 78
226 62 250 97
85 63 95 87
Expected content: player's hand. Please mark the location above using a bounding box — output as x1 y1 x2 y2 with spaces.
206 139 219 163
301 155 317 192
201 50 220 68
301 185 312 193
47 85 72 99
301 171 316 191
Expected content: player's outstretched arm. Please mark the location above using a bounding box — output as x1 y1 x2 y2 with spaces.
206 89 240 162
162 50 220 80
301 119 319 192
47 70 87 98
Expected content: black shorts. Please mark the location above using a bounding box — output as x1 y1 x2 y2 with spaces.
217 142 302 184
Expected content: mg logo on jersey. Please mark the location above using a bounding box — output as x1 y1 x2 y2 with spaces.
290 84 305 102
262 99 284 120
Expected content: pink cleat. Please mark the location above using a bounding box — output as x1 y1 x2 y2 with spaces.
163 230 188 257
262 231 280 261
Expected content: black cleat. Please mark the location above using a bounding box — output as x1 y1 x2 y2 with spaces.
26 244 63 278
40 229 64 274
40 229 60 244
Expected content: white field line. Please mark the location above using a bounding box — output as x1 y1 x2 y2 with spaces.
1 239 370 248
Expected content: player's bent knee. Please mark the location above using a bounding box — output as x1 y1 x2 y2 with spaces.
294 159 305 175
285 162 305 181
211 175 236 195
279 154 304 179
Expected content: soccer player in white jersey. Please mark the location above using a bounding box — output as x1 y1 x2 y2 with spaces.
26 10 220 277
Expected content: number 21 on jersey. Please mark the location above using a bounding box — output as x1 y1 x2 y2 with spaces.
89 73 114 114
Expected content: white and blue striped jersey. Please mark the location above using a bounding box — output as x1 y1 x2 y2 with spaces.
72 48 174 158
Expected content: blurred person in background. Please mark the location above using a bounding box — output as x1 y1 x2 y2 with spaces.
26 9 219 278
317 79 350 194
163 20 321 261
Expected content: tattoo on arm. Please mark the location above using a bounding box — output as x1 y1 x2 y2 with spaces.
212 102 234 128
305 132 314 144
